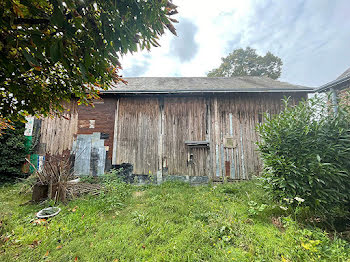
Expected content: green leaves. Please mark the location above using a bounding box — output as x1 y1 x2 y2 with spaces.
79 62 87 80
0 122 27 181
1 0 178 120
207 47 282 79
50 5 64 27
22 49 40 67
49 41 62 63
257 95 350 220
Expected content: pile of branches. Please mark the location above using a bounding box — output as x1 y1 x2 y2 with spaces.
29 156 75 202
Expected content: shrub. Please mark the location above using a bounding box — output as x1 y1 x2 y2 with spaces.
0 122 28 182
257 96 350 219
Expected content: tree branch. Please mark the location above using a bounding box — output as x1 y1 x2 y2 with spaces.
14 18 50 25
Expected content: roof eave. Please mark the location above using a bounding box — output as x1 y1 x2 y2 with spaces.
316 75 350 93
101 89 313 94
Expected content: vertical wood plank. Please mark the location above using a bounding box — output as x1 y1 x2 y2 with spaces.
214 97 221 177
158 97 164 180
112 99 119 165
229 112 235 179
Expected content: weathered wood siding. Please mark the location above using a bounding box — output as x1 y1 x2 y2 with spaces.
211 93 304 179
115 97 160 175
112 93 305 179
40 98 115 159
40 102 78 156
163 97 209 176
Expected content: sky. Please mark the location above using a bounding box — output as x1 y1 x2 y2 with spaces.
120 0 350 88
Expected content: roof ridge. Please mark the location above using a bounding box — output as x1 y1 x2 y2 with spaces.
103 77 314 94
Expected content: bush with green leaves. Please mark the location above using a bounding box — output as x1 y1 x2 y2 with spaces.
257 96 350 219
0 122 28 182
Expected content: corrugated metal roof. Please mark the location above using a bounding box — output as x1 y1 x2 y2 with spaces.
101 77 313 94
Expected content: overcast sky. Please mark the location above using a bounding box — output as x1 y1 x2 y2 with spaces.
120 0 350 88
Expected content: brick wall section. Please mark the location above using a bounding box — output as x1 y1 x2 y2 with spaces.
77 97 116 160
339 85 350 105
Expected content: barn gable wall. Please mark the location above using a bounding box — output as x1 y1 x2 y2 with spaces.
39 92 306 179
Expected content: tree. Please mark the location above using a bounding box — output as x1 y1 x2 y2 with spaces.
0 0 178 121
0 122 28 182
207 47 282 79
0 118 13 134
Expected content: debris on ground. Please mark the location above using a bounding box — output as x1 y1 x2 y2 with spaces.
133 191 145 198
36 207 61 219
27 156 102 203
67 183 102 199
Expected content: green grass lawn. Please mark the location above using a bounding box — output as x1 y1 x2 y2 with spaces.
0 179 349 261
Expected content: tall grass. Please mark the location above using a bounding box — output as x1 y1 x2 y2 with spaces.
0 180 349 261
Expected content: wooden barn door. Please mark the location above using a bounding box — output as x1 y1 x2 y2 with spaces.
162 97 210 177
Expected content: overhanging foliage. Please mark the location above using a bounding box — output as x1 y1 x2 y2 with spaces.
0 0 178 120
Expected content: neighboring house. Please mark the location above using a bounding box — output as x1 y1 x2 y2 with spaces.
336 67 350 82
317 67 350 110
38 77 312 183
324 67 350 93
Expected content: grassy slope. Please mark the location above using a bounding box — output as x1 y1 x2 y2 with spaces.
0 180 349 261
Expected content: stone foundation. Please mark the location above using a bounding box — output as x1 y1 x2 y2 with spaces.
112 163 209 185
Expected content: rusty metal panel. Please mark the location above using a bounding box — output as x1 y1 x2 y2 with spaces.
225 161 230 177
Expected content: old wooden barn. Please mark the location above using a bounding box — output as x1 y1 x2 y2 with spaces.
38 77 312 183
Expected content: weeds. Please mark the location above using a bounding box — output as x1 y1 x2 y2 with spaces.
0 179 349 261
248 201 268 216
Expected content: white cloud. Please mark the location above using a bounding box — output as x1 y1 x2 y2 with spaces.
120 0 350 87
